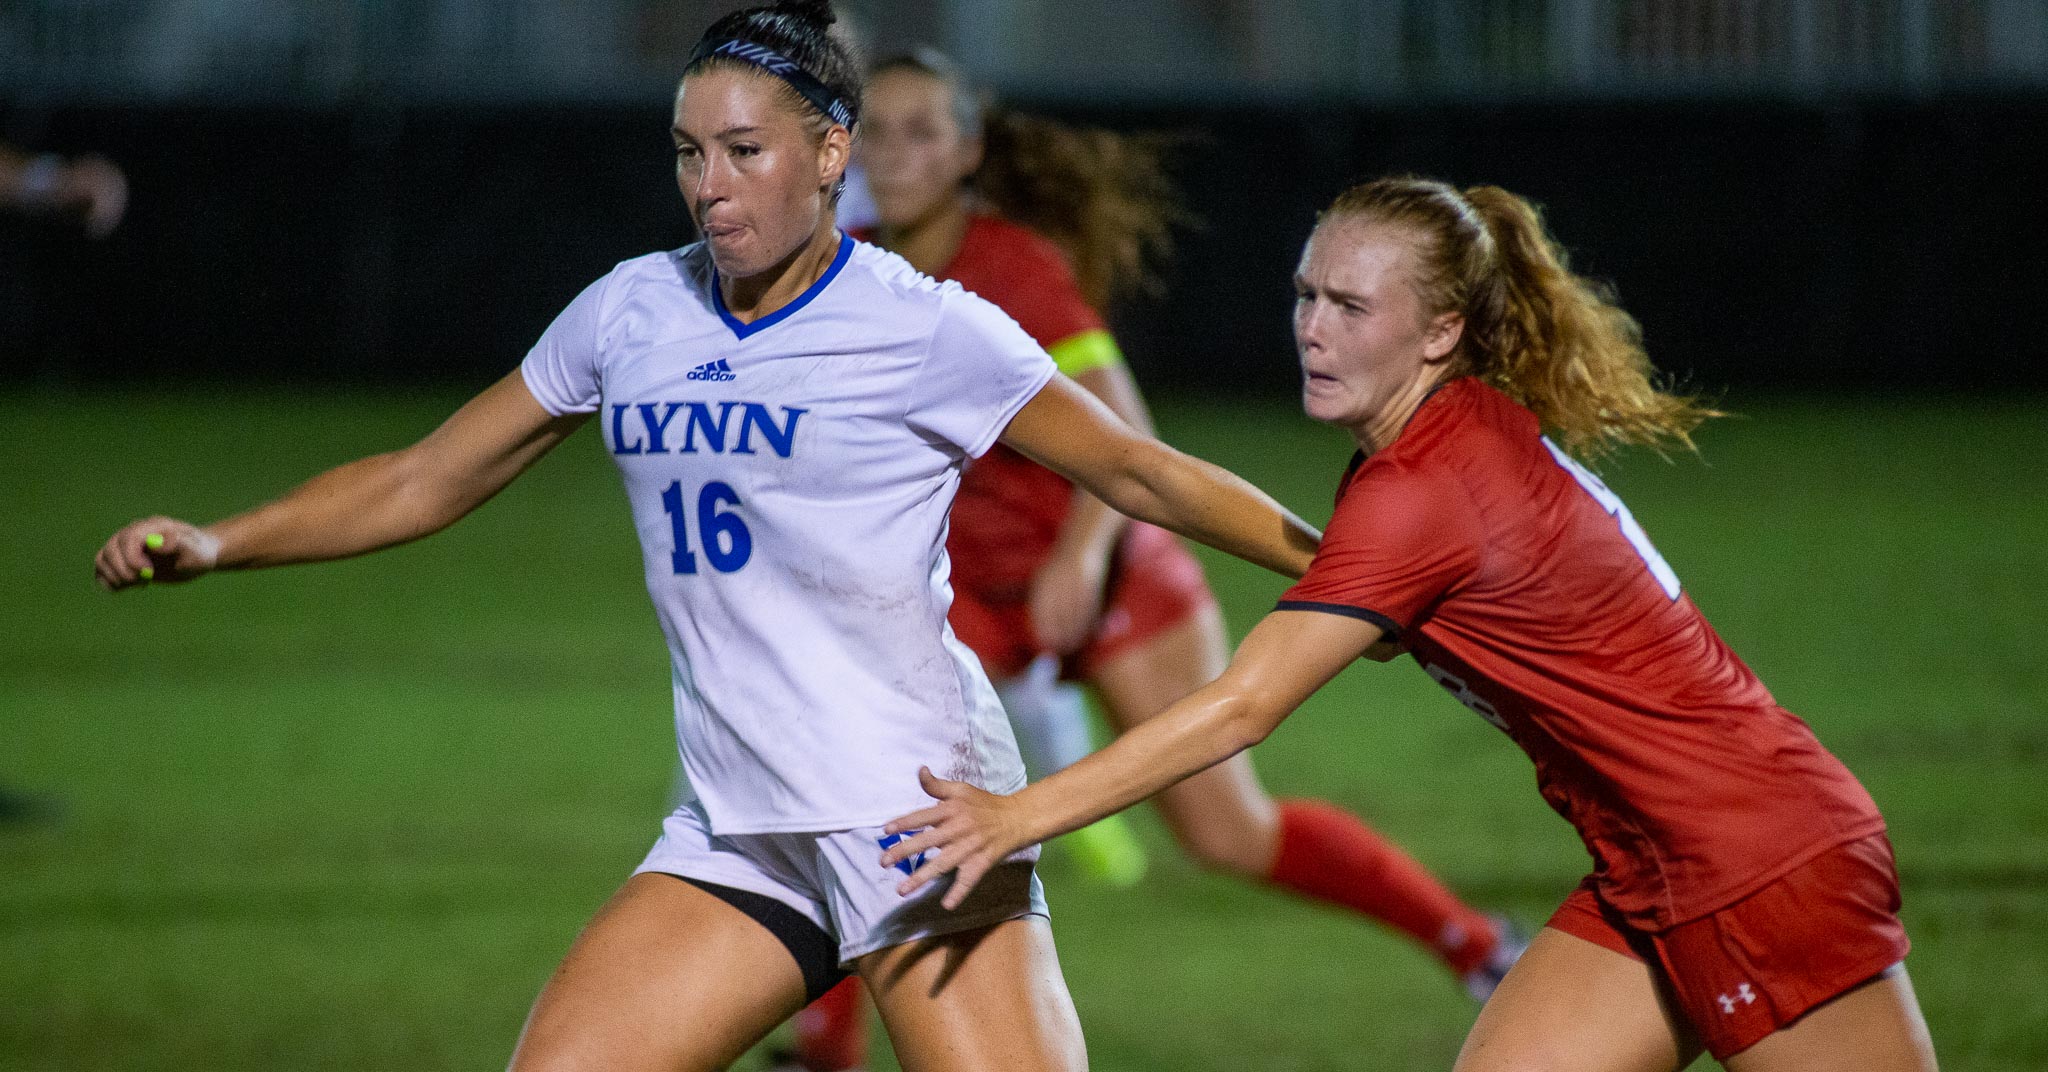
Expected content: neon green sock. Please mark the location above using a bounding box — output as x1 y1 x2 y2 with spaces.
1060 812 1148 888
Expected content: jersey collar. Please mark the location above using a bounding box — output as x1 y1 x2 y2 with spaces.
711 231 855 341
1342 377 1467 496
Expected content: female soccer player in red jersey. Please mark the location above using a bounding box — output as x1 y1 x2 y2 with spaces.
882 176 1939 1071
864 51 1521 985
772 52 1522 1072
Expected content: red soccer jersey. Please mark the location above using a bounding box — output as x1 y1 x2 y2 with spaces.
856 215 1105 598
1279 377 1886 929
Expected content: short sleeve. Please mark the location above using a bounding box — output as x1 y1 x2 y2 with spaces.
1277 463 1482 636
905 288 1058 458
518 273 611 416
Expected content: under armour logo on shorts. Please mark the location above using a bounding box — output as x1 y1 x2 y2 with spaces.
1717 983 1757 1014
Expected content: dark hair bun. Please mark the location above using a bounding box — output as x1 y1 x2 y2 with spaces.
688 1 864 136
771 0 837 26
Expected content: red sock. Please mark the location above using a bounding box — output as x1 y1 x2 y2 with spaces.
1267 799 1499 976
792 977 866 1071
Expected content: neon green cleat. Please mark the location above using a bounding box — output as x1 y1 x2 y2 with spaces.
1059 813 1149 888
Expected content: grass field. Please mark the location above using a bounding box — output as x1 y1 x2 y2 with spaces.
3 388 2044 1071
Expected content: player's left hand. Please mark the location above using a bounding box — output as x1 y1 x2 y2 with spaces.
93 517 220 591
881 767 1033 910
1026 548 1109 655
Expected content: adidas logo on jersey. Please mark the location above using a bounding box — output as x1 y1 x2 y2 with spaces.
687 358 737 382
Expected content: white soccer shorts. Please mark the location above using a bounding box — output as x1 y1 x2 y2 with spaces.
634 799 1048 966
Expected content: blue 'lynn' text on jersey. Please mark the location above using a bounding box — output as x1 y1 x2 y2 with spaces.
609 401 807 457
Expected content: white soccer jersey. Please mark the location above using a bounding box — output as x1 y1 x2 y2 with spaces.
521 234 1055 834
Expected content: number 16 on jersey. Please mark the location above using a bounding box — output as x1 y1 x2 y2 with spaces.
660 480 752 574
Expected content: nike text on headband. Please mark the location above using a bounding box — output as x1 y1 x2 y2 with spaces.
688 38 856 130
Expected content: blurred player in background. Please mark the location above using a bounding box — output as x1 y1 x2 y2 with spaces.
89 3 1332 1070
770 51 1522 1072
0 143 127 240
882 176 1939 1072
1 140 127 824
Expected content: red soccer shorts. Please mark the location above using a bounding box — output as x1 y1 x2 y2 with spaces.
948 522 1215 681
1545 832 1910 1061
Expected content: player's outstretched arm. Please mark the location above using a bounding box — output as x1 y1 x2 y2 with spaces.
999 375 1320 580
883 607 1382 907
94 371 586 591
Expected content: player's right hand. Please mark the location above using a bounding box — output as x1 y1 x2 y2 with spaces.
94 517 221 591
1026 547 1110 656
881 767 1035 910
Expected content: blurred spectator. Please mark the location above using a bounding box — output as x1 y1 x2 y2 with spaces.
0 144 128 239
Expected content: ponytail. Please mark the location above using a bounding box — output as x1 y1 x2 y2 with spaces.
1461 186 1716 458
871 51 1191 312
976 112 1191 310
1324 177 1719 459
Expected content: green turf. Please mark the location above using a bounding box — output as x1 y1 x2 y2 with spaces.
3 389 2043 1071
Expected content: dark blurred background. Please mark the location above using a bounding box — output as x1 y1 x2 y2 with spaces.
4 0 2046 396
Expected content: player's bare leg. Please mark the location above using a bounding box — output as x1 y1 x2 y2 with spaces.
1453 927 1701 1072
859 916 1085 1072
508 873 809 1072
1723 965 1937 1072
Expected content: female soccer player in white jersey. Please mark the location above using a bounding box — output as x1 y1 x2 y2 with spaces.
91 3 1321 1070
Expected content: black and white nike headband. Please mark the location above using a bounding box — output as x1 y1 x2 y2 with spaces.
688 38 857 130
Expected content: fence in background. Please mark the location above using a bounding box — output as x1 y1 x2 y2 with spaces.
6 3 2046 393
6 93 2045 392
5 0 2047 106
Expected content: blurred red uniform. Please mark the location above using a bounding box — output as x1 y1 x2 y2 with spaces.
859 214 1213 677
1279 376 1906 1060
